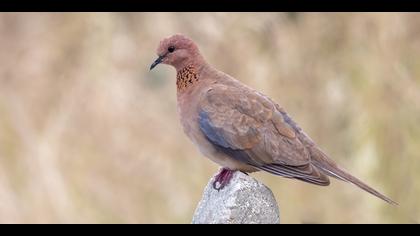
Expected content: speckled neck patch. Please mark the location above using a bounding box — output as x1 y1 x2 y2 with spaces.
177 65 199 92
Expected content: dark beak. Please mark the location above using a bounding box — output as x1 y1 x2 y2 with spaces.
150 55 165 70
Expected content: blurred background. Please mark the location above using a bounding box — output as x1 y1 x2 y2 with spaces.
0 13 419 223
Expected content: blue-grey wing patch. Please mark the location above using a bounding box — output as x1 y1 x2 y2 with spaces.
198 111 231 149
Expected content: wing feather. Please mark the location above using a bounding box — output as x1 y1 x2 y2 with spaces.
198 84 330 185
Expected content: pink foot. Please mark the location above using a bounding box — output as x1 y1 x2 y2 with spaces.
212 168 236 190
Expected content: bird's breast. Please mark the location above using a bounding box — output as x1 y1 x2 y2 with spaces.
177 91 201 141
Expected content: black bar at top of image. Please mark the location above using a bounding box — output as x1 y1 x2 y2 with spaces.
0 0 418 12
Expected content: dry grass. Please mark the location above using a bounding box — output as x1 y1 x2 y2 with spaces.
0 13 419 223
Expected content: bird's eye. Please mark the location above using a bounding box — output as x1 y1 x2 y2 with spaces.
168 46 175 53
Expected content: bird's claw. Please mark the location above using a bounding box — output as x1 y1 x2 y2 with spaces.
212 168 235 191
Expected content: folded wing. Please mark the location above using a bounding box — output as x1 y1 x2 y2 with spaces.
198 84 330 186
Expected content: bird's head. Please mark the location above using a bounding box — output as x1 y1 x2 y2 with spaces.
150 34 203 71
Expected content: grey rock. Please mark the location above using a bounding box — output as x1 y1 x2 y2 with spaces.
192 170 280 224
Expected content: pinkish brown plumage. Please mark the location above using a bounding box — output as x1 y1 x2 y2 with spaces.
150 34 397 205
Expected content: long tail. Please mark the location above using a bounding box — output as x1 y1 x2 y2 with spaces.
311 148 398 205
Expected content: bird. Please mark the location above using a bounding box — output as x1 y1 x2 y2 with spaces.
150 34 397 205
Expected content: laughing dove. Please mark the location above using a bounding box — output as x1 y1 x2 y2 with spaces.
150 34 397 205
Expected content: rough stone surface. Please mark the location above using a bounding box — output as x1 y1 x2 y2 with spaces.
192 170 280 224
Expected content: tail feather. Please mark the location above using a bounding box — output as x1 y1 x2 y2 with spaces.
311 148 398 205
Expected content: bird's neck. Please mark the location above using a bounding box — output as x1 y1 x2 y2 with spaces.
176 64 200 93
